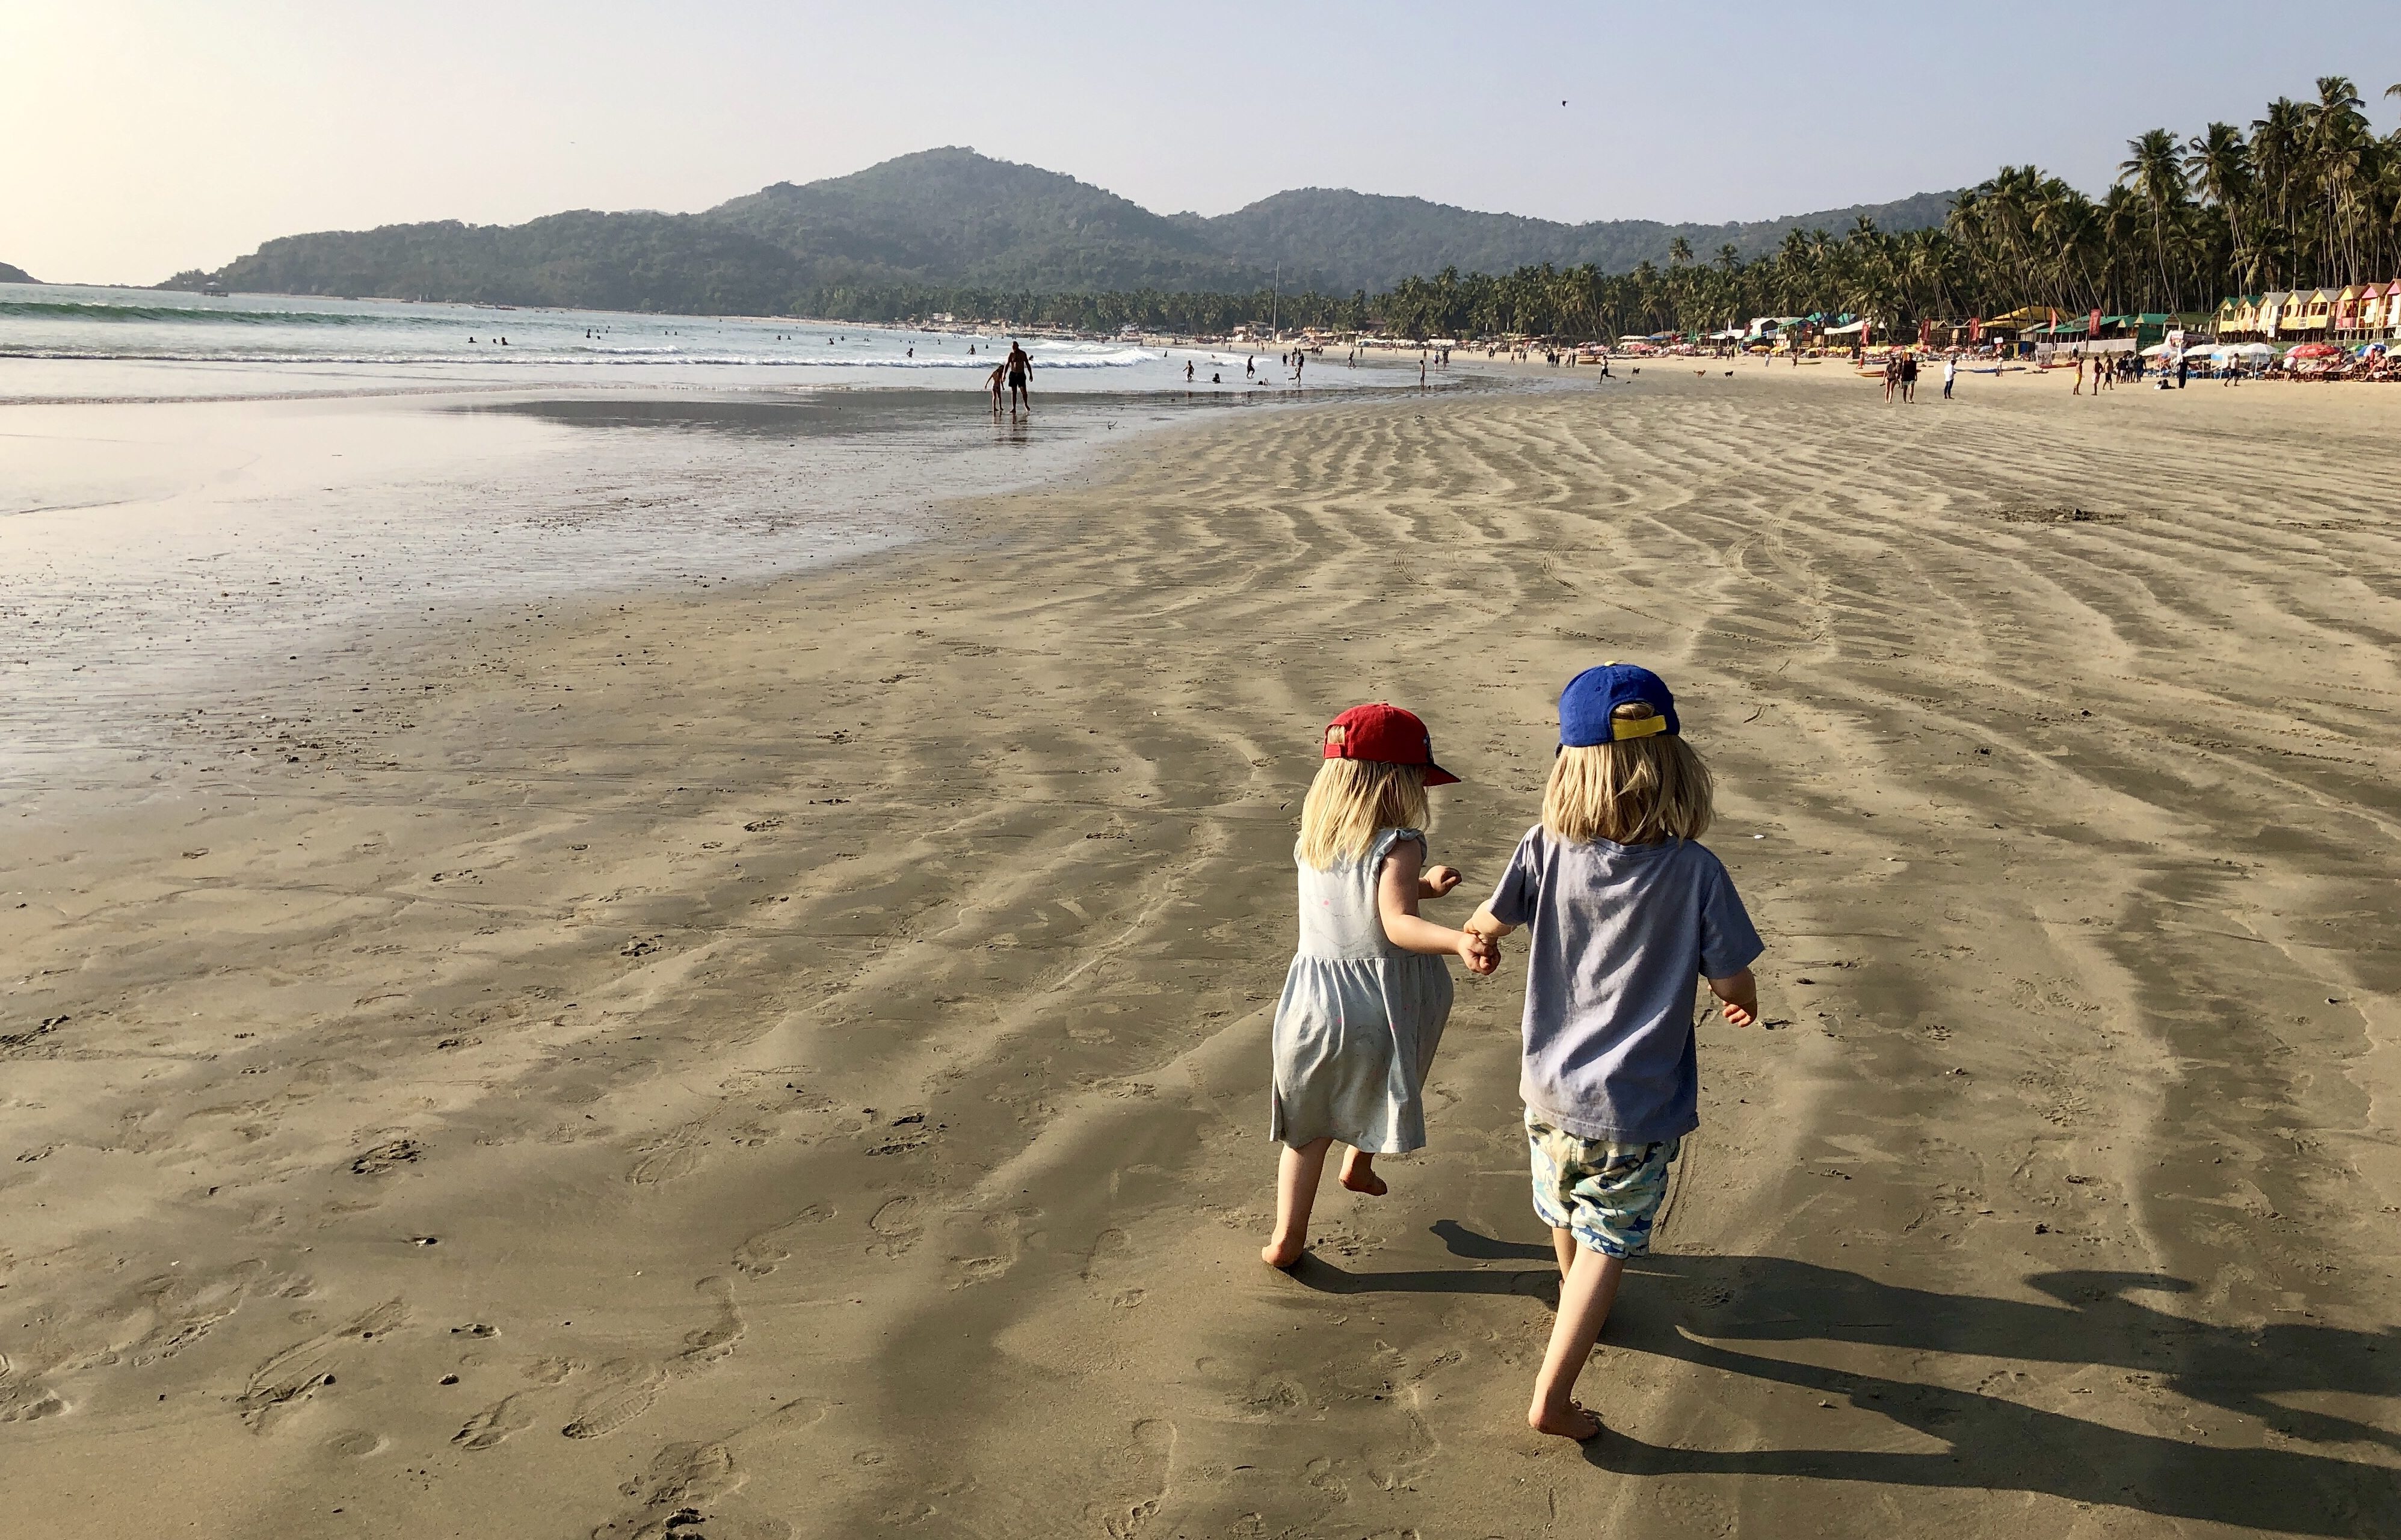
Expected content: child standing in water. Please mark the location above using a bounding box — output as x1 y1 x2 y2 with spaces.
1263 704 1496 1269
1466 664 1763 1441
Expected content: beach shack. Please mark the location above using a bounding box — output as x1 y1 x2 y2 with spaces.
2257 291 2292 337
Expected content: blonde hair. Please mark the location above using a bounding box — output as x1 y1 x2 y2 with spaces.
1296 759 1430 869
1543 703 1714 845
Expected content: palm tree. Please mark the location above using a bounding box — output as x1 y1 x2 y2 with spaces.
2185 122 2255 290
2118 128 2188 309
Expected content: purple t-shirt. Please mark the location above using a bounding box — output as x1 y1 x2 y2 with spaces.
1487 826 1763 1143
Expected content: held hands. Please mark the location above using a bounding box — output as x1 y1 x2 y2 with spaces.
1456 930 1500 975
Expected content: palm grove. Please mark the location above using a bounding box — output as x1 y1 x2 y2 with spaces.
893 76 2401 342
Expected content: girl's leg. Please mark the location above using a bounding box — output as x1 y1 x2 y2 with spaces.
1263 1138 1334 1267
1527 1243 1626 1440
1338 1147 1387 1196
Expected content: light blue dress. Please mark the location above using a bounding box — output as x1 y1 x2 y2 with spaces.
1270 827 1455 1153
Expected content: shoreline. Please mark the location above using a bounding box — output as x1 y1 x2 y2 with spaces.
4 369 2397 1536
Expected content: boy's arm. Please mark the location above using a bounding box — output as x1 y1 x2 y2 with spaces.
1464 904 1517 942
1706 967 1758 1027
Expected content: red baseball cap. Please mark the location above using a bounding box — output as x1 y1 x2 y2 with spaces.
1323 703 1459 785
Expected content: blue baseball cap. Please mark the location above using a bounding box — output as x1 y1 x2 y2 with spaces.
1559 663 1679 747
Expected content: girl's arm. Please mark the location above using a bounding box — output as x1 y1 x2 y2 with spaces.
1378 840 1497 974
1420 864 1463 899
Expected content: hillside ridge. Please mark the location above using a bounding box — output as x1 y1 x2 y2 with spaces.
170 147 1954 311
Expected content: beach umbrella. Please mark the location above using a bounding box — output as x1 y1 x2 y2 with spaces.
2287 342 2344 359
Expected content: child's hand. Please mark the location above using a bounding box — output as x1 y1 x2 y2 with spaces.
1422 864 1462 898
1708 969 1760 1027
1458 931 1500 975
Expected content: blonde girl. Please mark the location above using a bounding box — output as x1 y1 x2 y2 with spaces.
1465 664 1763 1441
1263 703 1496 1269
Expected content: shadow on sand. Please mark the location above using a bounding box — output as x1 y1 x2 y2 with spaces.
1290 1222 2400 1536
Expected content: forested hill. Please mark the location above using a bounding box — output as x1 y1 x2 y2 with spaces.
167 147 1952 310
0 261 38 284
1194 187 1959 294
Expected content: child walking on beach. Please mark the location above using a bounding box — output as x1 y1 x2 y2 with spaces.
1263 704 1496 1269
1465 664 1763 1441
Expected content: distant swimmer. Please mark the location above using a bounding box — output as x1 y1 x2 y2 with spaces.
907 346 913 358
1185 359 1195 382
1212 372 1222 384
1005 339 1032 411
1245 356 1256 378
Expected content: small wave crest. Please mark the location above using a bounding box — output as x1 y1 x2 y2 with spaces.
0 299 446 327
0 348 1156 368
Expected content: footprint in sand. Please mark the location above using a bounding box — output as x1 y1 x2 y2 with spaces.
562 1361 668 1440
239 1299 408 1431
561 1279 743 1440
731 1204 833 1277
627 1127 705 1186
603 1441 747 1538
665 1278 744 1378
0 1354 67 1423
1087 1418 1176 1539
452 1392 537 1450
867 1196 921 1257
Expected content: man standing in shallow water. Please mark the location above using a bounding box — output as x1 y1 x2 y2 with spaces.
1005 340 1032 412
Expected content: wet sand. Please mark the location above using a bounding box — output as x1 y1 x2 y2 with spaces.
4 370 2398 1538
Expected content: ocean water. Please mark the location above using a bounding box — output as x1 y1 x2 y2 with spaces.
1 286 1405 781
0 283 1379 403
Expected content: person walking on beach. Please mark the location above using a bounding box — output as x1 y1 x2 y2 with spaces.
1262 704 1494 1269
1464 664 1763 1443
987 362 1006 412
1899 351 1919 403
1004 340 1032 412
1942 353 1958 399
2072 355 2084 395
1185 359 1196 383
1882 354 1898 403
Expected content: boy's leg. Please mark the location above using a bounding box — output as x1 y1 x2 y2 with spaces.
1527 1242 1626 1440
1263 1138 1334 1267
1338 1146 1387 1196
1551 1225 1576 1283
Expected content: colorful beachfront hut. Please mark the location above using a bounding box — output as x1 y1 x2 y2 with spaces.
2299 289 2335 331
2361 283 2389 336
2218 295 2264 337
2258 291 2292 336
2333 285 2364 334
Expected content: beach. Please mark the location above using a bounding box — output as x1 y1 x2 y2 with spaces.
5 367 2398 1538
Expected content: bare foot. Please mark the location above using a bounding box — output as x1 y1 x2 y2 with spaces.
1261 1237 1305 1269
1338 1155 1388 1197
1527 1400 1603 1441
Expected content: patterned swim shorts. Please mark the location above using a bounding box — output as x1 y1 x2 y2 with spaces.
1525 1110 1681 1258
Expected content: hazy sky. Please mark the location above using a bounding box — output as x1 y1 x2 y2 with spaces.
8 0 2399 285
